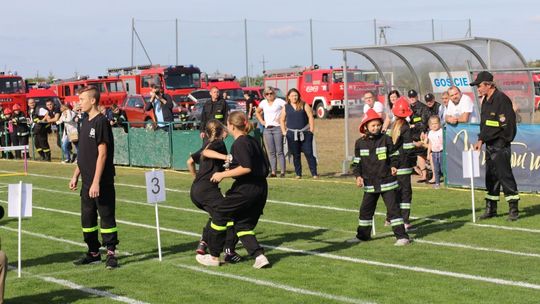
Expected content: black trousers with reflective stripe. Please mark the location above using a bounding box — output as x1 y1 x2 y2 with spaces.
396 174 412 224
81 184 118 252
485 144 519 202
190 181 238 252
208 180 267 257
357 190 408 241
34 126 50 153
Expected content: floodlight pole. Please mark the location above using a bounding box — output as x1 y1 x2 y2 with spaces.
131 18 135 66
310 19 314 66
244 19 250 87
175 19 179 65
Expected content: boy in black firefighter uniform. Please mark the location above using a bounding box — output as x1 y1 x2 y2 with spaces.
472 71 520 221
0 108 13 159
389 97 416 230
350 109 410 246
11 104 30 159
199 86 229 140
407 89 431 183
69 86 119 269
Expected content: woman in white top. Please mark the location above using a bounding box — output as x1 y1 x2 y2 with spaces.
56 104 78 163
256 87 287 177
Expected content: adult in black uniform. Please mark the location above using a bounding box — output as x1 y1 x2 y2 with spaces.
472 71 520 221
42 99 60 161
197 111 271 269
199 86 229 139
69 85 119 269
407 89 431 183
0 108 13 159
10 104 30 159
187 119 241 263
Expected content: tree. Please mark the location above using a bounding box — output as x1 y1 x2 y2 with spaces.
527 60 540 68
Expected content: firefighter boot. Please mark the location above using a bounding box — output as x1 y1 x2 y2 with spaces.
44 151 51 162
507 201 519 221
38 150 45 161
479 200 497 220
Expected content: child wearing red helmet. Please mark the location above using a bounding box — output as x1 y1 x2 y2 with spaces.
349 108 410 246
387 96 416 230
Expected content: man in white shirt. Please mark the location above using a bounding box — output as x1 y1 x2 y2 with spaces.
362 91 388 132
445 86 479 124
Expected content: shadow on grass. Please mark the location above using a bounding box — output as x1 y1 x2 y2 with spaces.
514 203 540 220
21 251 82 268
409 208 471 238
119 242 197 266
7 286 117 304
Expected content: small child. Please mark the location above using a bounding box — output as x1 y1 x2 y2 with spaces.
426 116 443 188
350 109 410 246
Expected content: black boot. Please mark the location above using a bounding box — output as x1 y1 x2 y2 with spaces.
507 201 519 221
38 151 45 161
44 151 51 162
479 200 497 220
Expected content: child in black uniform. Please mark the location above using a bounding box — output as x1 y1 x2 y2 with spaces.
196 111 271 269
187 119 241 263
350 109 410 246
69 85 119 269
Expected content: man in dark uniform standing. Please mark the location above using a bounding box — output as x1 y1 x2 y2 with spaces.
407 89 431 182
69 85 119 269
199 86 229 139
472 71 520 221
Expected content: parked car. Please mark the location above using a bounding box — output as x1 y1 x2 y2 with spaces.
121 94 190 129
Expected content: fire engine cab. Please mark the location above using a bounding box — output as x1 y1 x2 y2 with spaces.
264 66 381 118
52 76 126 108
0 72 26 113
110 64 201 108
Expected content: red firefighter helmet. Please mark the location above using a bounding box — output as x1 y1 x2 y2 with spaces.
3 108 12 115
392 96 413 118
12 104 21 111
359 108 383 133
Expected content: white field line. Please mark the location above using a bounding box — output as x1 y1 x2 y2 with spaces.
175 264 375 304
4 172 540 233
15 186 540 258
6 266 149 304
17 201 540 291
0 226 133 256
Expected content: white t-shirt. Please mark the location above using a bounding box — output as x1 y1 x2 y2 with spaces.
445 94 479 123
258 98 286 127
428 128 444 152
363 101 385 116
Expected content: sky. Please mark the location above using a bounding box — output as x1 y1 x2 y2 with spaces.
2 0 540 80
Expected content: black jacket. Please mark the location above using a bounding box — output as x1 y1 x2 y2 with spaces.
352 133 399 193
145 93 174 123
479 89 517 146
200 99 229 132
409 101 430 141
12 112 30 137
392 124 416 173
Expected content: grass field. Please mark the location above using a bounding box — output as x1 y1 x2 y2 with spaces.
1 159 540 304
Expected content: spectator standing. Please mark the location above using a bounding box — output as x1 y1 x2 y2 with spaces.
0 108 13 159
10 104 30 159
472 71 520 221
445 86 479 124
407 90 431 183
244 92 256 119
426 116 444 188
57 104 78 163
256 87 287 177
38 99 60 161
110 103 128 133
424 93 445 124
146 84 174 131
279 88 319 179
69 86 119 269
200 86 229 139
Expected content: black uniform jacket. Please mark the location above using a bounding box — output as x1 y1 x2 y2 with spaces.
200 99 228 131
478 89 517 146
408 101 430 141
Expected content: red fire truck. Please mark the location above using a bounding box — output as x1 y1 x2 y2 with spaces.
0 72 27 113
26 87 62 111
264 66 382 118
201 73 246 111
110 65 201 108
52 76 126 108
533 72 540 111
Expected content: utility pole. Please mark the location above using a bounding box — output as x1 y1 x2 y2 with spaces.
260 55 268 73
378 26 390 45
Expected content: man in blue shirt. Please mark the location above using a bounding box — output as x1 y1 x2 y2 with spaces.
145 84 174 131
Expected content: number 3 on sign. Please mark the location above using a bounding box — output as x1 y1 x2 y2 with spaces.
145 170 166 204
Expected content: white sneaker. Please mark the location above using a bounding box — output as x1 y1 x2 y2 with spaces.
196 254 220 266
253 254 270 269
394 238 411 246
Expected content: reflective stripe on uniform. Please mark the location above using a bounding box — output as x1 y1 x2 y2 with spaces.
237 230 255 237
505 195 520 202
375 147 387 154
403 142 415 150
400 203 411 209
82 226 99 233
211 222 227 231
381 181 398 192
485 120 500 127
226 221 235 227
100 227 118 234
43 149 50 152
377 153 387 160
391 218 404 226
360 149 369 156
397 168 413 175
352 157 360 164
413 117 422 123
390 151 400 156
485 194 500 201
364 185 375 193
214 114 224 119
358 219 372 227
